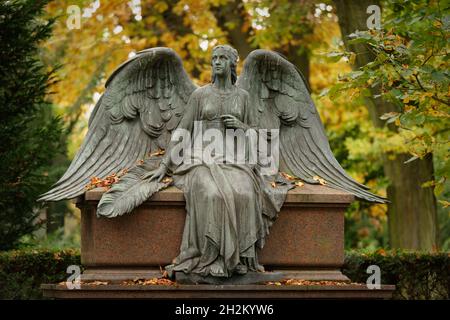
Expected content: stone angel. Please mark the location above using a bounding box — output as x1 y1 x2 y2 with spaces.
39 45 385 280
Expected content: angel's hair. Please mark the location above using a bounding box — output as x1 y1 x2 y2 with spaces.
211 45 239 85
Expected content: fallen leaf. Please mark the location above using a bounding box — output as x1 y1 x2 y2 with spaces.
438 200 450 208
123 277 176 286
295 181 304 188
84 281 108 286
149 149 166 157
85 169 128 190
280 172 296 181
313 175 327 185
266 279 362 286
162 177 173 184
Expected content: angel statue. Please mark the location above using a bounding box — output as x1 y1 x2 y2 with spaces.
39 45 385 281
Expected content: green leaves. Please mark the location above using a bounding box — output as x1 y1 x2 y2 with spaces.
343 250 450 299
327 0 449 155
324 0 449 214
380 112 400 124
347 31 376 45
324 51 345 62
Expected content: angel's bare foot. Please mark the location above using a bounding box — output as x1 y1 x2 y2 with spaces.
209 263 226 277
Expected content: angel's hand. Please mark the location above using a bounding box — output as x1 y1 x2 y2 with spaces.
221 115 249 130
141 170 156 180
152 164 168 182
142 165 168 182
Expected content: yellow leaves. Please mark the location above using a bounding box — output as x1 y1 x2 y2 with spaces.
369 204 387 219
404 105 415 112
419 92 434 102
438 200 450 209
162 177 173 184
149 149 166 158
60 278 177 287
86 281 108 286
280 172 304 187
313 175 327 185
295 181 304 188
123 278 176 286
349 52 356 65
422 177 446 197
266 279 361 286
348 87 360 99
280 172 296 181
344 124 415 160
85 169 128 190
426 109 450 118
59 280 109 286
86 177 102 189
433 20 442 28
154 1 169 13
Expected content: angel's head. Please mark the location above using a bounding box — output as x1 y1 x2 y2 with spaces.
211 45 239 84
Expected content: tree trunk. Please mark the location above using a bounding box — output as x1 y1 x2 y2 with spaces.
212 0 254 60
284 45 310 89
213 1 311 85
334 0 438 250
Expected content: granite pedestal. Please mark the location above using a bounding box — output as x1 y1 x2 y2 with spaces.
42 184 395 299
77 184 352 282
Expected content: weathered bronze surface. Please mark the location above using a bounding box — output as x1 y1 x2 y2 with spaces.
40 45 385 282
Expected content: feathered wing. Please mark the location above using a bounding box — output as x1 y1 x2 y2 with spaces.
238 49 386 203
39 47 197 202
96 158 171 218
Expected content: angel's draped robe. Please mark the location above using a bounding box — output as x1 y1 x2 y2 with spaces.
164 84 292 278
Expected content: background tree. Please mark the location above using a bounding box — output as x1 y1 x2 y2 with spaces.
39 0 448 251
0 0 66 250
332 0 447 251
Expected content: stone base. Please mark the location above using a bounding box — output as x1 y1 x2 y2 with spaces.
81 268 164 282
42 183 397 300
41 283 395 299
72 184 356 286
80 268 350 283
175 271 286 285
77 185 353 275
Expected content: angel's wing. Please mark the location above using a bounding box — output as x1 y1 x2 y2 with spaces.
237 50 386 203
39 47 197 201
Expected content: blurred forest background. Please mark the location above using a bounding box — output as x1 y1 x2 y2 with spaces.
1 0 449 252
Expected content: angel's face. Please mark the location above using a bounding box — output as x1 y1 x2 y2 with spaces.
211 48 231 77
